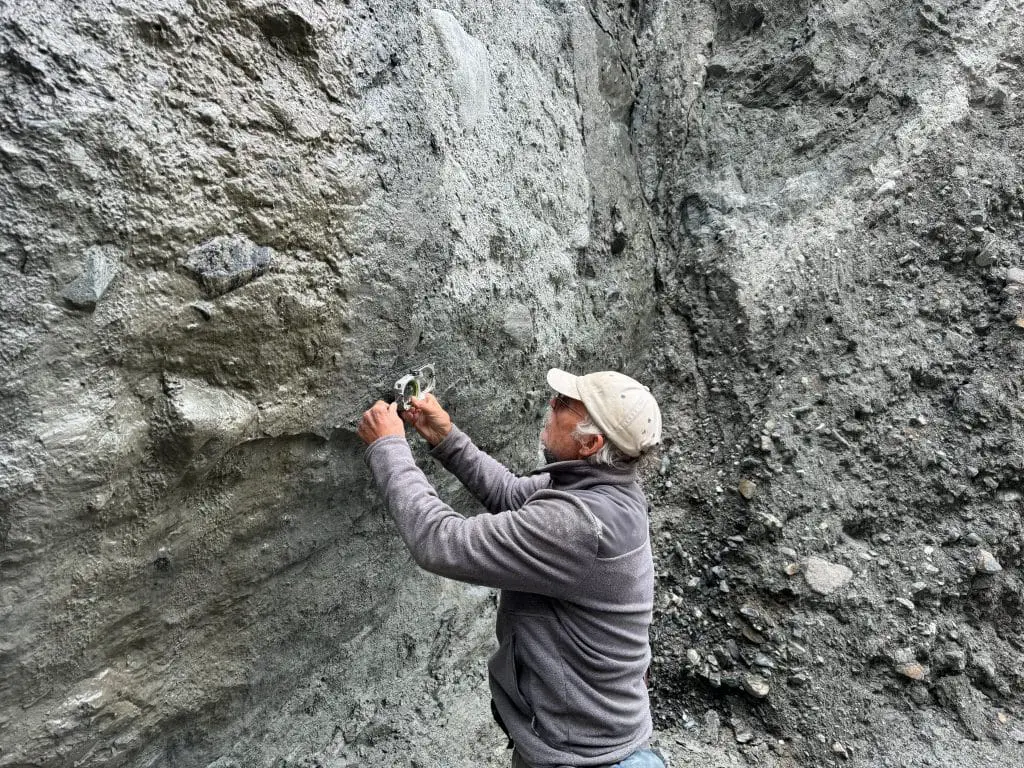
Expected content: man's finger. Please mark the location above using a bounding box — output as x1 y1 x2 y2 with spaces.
411 394 437 411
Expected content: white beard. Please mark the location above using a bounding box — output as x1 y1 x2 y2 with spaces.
538 441 560 466
537 407 555 466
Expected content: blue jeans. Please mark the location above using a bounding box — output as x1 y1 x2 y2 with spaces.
612 748 666 768
511 747 665 768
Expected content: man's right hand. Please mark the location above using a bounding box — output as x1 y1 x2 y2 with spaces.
401 393 453 447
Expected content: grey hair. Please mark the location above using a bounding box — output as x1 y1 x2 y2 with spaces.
572 416 638 470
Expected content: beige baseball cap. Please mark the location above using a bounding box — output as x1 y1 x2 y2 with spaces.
547 368 662 457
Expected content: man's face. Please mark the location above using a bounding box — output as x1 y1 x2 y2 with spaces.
539 394 587 462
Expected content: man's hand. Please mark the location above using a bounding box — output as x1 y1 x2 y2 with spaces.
358 400 405 445
401 393 452 447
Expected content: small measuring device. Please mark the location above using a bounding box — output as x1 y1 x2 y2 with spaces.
392 363 436 411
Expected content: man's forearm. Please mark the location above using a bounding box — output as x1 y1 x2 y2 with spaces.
364 435 464 568
430 426 547 513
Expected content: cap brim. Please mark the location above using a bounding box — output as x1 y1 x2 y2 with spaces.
546 368 582 399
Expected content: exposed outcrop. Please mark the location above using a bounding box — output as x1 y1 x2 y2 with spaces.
638 1 1024 765
2 0 1024 766
0 0 654 765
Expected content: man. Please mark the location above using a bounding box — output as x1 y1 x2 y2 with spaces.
357 368 664 768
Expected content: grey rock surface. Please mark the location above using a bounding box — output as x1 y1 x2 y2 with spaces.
3 0 1024 767
642 0 1024 766
0 1 653 766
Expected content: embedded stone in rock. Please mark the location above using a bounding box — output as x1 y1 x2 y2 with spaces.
182 235 275 297
502 305 534 348
62 247 120 310
428 10 490 128
254 3 317 60
895 661 928 680
162 376 259 455
804 556 853 595
974 549 1003 574
875 179 897 197
1006 267 1024 285
737 478 756 499
741 673 770 698
753 511 783 534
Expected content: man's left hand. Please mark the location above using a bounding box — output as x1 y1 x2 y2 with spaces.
358 400 405 445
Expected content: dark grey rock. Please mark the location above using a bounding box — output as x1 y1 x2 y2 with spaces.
936 648 967 674
182 235 275 297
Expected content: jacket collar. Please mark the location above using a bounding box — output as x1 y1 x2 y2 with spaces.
529 459 637 491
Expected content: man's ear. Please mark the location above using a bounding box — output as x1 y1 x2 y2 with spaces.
577 432 604 458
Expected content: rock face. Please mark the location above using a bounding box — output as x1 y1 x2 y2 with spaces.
3 0 1024 767
0 1 652 765
641 0 1024 765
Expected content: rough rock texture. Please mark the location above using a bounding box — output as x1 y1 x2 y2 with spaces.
1 1 651 765
640 0 1024 766
2 0 1024 767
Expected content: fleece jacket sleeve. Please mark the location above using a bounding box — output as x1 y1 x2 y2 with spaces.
364 435 600 596
428 425 550 513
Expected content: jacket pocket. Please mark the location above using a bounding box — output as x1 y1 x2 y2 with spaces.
495 633 534 718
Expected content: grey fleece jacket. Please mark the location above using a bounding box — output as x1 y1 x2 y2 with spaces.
364 425 654 768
